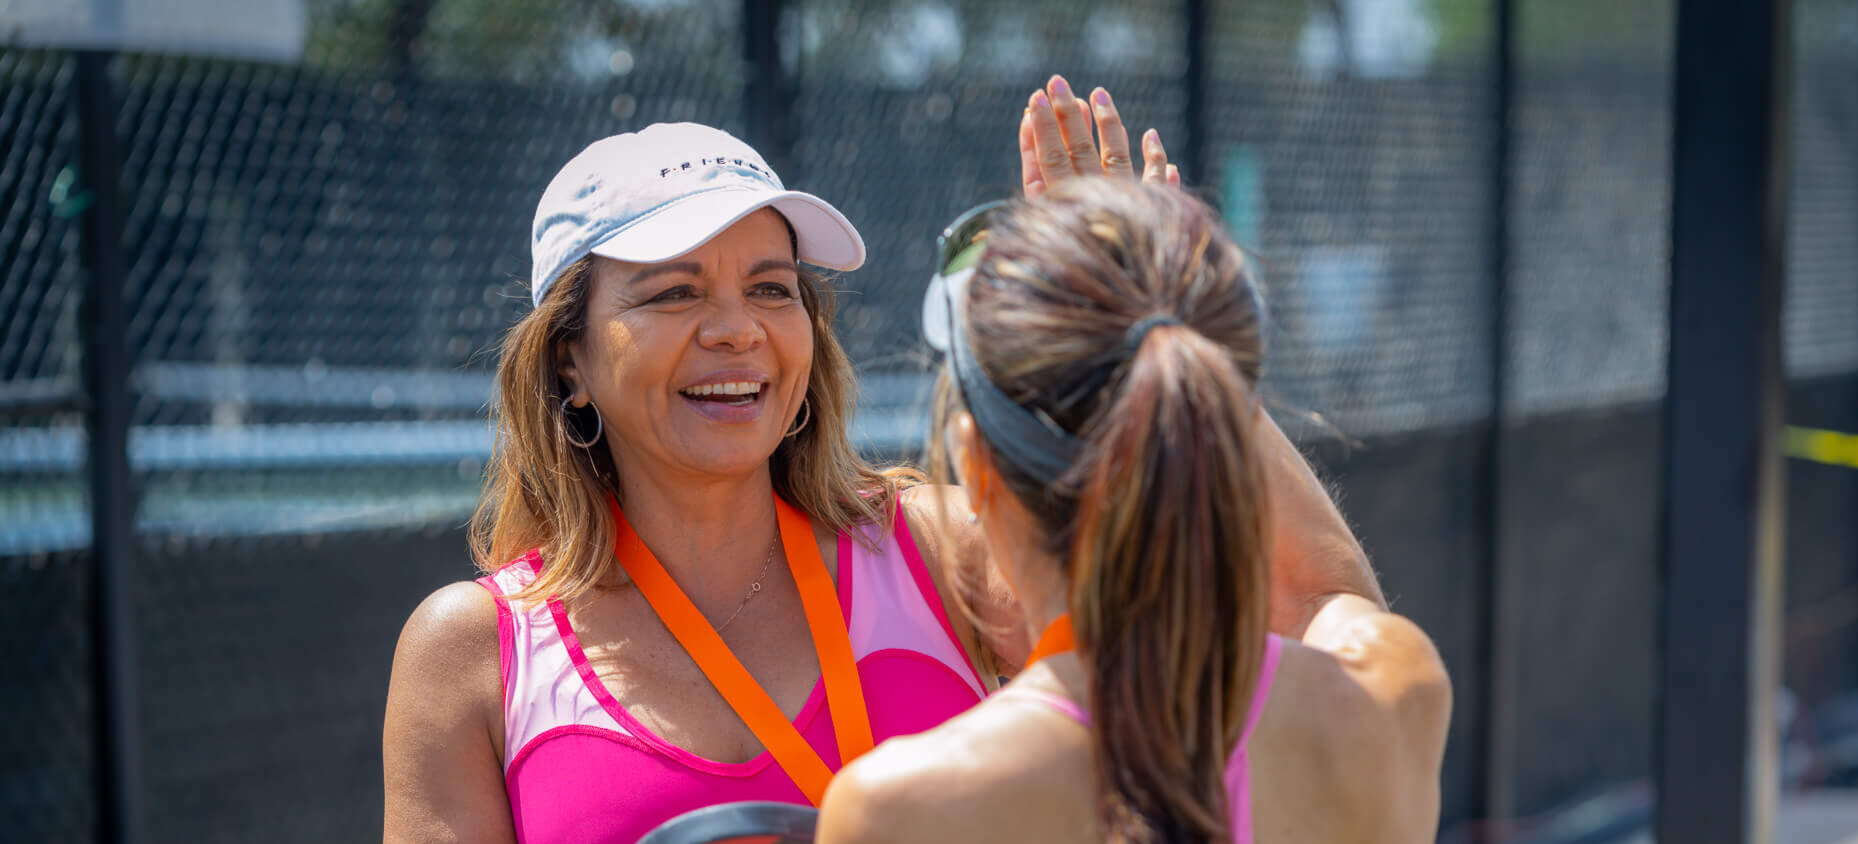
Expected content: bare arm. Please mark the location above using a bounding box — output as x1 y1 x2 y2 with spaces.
383 582 516 844
1254 409 1388 639
1254 410 1449 840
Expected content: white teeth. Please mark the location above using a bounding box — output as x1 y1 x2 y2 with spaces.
682 381 763 397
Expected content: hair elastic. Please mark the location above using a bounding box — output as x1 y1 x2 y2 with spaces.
1123 313 1184 356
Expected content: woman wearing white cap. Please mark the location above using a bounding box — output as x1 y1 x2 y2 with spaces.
382 78 1375 843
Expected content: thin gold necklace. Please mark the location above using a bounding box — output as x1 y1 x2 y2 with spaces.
713 536 778 634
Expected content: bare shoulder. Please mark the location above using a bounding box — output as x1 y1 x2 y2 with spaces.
386 580 504 747
383 580 513 842
817 731 980 844
1301 599 1453 735
1256 611 1452 843
395 580 503 672
819 700 1092 844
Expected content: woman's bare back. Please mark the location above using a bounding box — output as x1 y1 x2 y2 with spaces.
819 605 1450 844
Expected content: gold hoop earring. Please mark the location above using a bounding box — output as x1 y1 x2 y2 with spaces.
784 398 812 438
562 398 604 449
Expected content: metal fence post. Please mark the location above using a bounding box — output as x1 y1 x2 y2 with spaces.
74 49 142 844
743 0 794 180
1183 0 1209 186
1477 0 1519 826
1655 0 1791 841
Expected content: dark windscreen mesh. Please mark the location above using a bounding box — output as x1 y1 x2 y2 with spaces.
789 1 1190 448
0 49 95 842
0 51 84 391
0 49 87 552
1496 0 1675 821
792 0 1189 374
113 6 745 529
1784 0 1858 379
1508 0 1674 417
1781 0 1858 805
0 549 95 842
1205 0 1496 437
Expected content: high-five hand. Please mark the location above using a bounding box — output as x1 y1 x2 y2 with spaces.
1020 74 1180 198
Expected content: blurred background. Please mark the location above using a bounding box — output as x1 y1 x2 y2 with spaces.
1 0 1853 842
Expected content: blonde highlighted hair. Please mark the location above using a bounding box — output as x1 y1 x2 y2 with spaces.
932 180 1271 843
472 253 918 605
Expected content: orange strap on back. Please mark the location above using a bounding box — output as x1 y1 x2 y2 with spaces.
607 495 870 806
1025 613 1076 667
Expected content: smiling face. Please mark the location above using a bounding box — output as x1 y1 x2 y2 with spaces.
559 208 814 486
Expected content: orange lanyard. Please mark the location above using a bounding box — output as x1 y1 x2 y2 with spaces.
608 495 873 806
1024 613 1076 667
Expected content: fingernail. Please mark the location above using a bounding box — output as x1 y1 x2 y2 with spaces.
1033 91 1050 109
1092 88 1111 107
1145 128 1159 146
1049 75 1071 98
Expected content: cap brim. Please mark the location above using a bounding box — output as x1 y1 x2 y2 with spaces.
588 188 866 272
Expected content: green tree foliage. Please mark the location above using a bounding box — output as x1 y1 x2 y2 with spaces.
1428 0 1671 63
302 0 738 82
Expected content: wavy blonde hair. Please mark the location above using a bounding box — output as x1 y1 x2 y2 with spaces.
472 253 919 605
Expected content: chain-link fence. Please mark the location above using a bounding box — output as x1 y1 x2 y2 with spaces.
3 1 1855 841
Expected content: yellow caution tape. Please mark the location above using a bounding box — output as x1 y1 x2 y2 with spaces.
1785 426 1858 470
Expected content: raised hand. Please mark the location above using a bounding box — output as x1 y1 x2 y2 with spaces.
1020 74 1181 198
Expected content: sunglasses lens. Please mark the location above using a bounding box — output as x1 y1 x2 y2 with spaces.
926 200 1006 353
943 239 987 275
936 201 1006 273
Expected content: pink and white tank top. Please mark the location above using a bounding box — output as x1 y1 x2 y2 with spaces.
473 514 988 844
996 634 1284 844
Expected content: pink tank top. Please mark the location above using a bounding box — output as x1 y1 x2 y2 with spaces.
473 514 987 844
997 634 1284 844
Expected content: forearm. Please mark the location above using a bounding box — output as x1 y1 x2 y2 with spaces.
1255 409 1386 639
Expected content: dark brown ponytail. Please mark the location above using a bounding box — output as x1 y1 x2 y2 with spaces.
1070 323 1270 842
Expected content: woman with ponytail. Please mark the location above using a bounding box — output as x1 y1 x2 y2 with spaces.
818 179 1452 844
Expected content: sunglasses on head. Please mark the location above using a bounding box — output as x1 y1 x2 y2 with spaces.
921 200 1008 355
919 199 1082 486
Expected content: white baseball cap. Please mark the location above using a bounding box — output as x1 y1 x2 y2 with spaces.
529 122 866 307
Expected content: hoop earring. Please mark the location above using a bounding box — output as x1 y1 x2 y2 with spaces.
784 398 812 438
562 398 604 449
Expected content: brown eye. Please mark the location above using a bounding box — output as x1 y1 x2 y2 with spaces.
648 285 697 303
